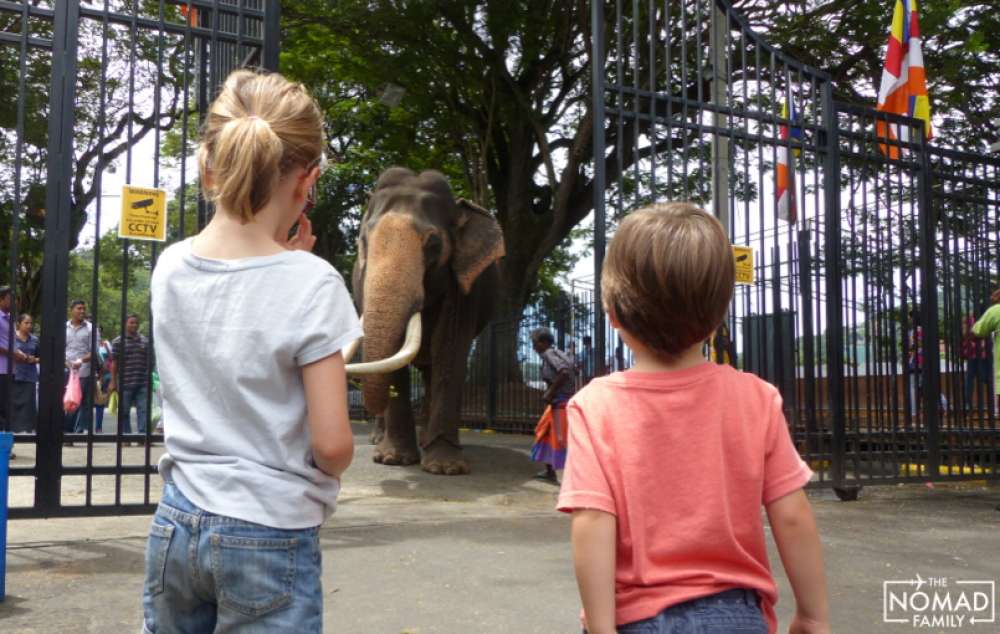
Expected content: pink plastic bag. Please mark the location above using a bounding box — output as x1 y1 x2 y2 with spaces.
64 368 82 414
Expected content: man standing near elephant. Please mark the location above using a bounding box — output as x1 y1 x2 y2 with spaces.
530 327 576 482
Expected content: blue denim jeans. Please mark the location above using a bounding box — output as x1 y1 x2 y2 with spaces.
143 482 323 633
120 384 148 434
612 589 767 634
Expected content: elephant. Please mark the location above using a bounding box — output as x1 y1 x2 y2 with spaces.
343 167 505 475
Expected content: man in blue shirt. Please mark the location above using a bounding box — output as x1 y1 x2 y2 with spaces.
0 286 29 433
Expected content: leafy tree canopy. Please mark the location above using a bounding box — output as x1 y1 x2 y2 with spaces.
280 0 997 323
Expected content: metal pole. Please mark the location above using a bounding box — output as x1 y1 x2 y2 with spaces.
799 230 818 455
822 83 847 490
262 0 280 72
591 0 607 376
918 123 940 474
38 0 82 514
710 4 730 236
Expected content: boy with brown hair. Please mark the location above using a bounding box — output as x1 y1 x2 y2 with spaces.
558 202 829 634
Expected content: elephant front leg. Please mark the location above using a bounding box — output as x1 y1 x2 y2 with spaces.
372 366 420 466
421 326 472 476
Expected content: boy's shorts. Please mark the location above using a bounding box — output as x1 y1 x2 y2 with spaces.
592 589 767 634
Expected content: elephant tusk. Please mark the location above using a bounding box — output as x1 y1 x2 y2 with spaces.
344 313 421 375
342 317 364 363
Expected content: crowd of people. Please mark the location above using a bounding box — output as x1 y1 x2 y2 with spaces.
0 290 156 447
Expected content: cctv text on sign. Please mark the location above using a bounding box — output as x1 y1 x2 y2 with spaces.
119 185 167 242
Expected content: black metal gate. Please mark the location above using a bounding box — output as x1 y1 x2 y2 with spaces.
1 1 279 518
590 0 1000 492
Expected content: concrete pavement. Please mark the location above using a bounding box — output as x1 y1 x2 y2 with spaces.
1 423 999 632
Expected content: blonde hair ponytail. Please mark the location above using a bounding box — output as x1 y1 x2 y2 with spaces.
198 70 324 222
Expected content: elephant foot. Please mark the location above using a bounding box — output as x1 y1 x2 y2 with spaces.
421 439 470 476
369 417 386 445
373 436 420 466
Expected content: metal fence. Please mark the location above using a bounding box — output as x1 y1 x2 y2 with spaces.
344 0 996 494
1 1 279 519
585 0 1000 495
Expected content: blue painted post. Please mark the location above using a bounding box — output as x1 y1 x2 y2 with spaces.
0 431 12 601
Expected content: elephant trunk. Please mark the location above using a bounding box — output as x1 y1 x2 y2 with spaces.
358 214 425 415
359 309 405 416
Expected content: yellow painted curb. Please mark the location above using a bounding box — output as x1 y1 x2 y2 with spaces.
480 429 497 435
898 463 994 477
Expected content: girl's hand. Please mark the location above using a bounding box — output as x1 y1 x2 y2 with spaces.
285 213 317 252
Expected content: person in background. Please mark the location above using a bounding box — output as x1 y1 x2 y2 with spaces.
962 311 991 413
567 340 581 389
0 287 29 435
580 335 595 385
109 314 151 436
64 299 99 435
906 307 923 421
559 203 828 634
530 327 576 482
93 339 113 434
972 289 1000 414
11 313 40 434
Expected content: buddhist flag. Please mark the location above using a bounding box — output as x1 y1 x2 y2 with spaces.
180 5 198 26
876 0 932 158
776 95 800 224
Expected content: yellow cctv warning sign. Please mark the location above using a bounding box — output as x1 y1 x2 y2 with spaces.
733 245 754 285
119 185 167 242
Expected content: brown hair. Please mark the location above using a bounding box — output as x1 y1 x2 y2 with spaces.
197 69 324 222
602 202 735 359
991 288 1000 305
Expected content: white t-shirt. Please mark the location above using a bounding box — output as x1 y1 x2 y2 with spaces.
151 238 362 529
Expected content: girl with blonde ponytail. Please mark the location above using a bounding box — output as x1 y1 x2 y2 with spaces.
144 70 361 632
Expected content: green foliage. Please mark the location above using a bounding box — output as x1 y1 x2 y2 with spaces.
1 3 196 318
280 0 998 322
67 234 152 341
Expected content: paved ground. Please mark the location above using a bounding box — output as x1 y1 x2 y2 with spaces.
1 423 999 633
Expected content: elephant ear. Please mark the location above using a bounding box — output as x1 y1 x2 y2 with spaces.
452 198 505 295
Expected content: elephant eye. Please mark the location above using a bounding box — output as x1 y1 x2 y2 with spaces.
424 232 442 255
424 233 441 252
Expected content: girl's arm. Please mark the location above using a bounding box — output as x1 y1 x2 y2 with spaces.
302 351 354 478
571 509 617 634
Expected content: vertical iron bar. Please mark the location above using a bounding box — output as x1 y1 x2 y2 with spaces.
487 323 497 426
592 0 607 376
799 230 816 455
8 0 30 436
262 0 280 71
918 124 940 474
38 0 83 514
822 84 846 489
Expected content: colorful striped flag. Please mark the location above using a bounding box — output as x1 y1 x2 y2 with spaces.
876 0 932 158
776 95 800 224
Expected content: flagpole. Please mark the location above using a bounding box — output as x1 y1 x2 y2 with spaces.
711 4 733 366
711 4 730 238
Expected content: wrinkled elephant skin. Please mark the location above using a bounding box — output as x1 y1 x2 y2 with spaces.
351 168 504 475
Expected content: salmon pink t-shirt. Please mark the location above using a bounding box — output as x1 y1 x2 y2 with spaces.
557 362 812 633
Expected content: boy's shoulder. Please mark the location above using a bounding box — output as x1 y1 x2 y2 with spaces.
570 365 780 411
